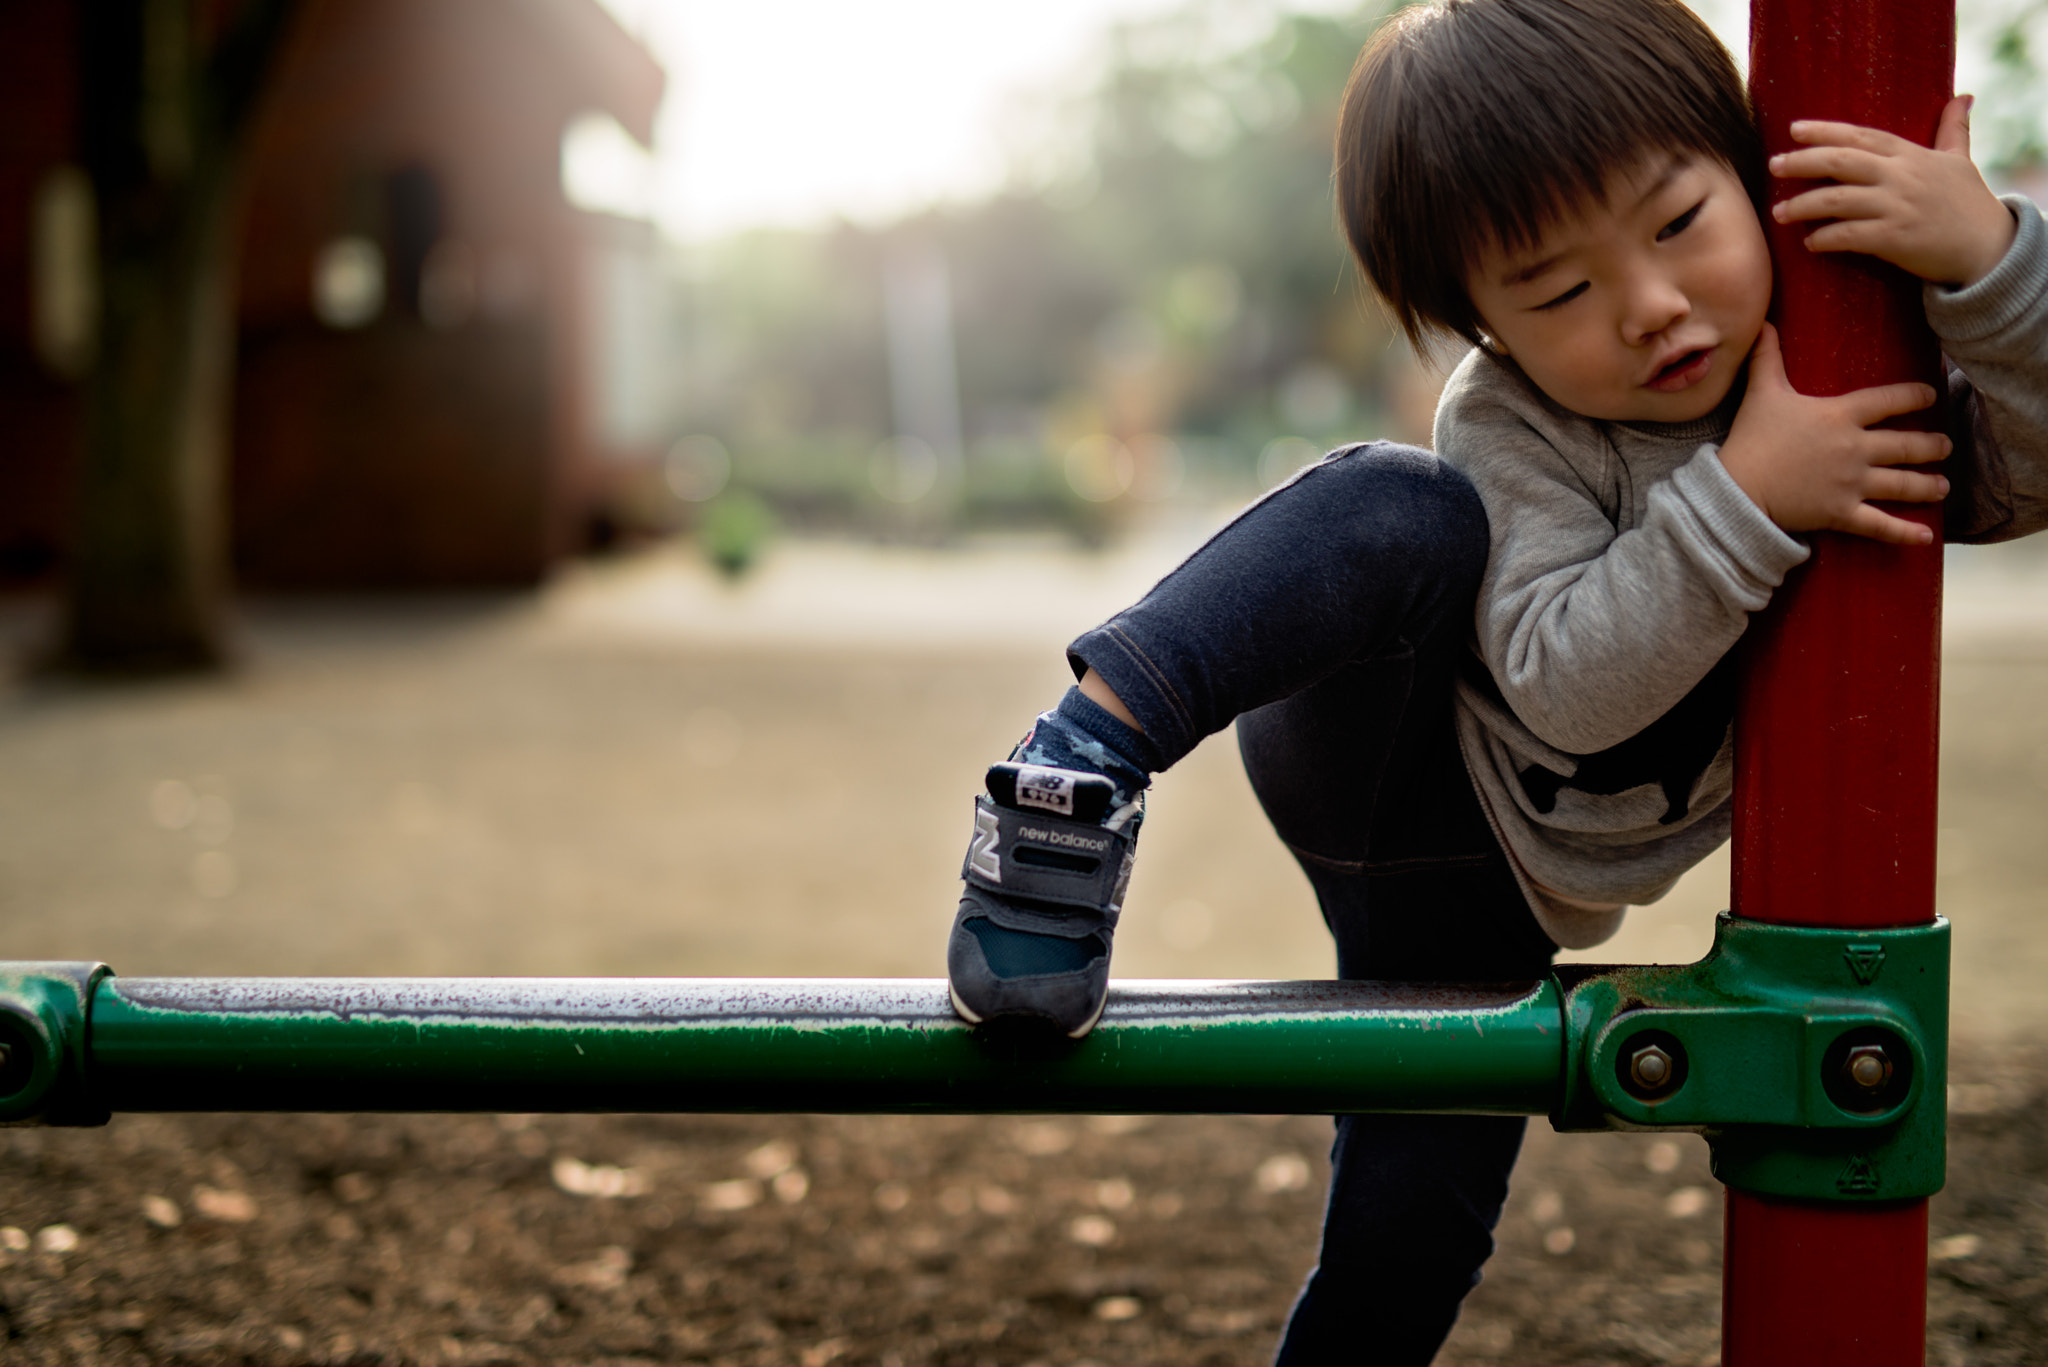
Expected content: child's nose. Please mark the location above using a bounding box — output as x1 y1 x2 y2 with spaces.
1621 271 1690 345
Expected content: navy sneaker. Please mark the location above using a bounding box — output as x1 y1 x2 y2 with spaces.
947 762 1141 1038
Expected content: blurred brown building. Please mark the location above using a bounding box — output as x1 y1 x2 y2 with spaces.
1 0 667 588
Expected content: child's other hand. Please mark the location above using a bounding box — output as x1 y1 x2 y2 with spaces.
1719 323 1951 546
1769 95 2017 288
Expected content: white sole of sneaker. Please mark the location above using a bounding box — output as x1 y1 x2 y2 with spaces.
948 979 1106 1040
1066 990 1107 1039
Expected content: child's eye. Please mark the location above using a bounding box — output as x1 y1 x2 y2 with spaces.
1657 201 1705 241
1535 281 1588 311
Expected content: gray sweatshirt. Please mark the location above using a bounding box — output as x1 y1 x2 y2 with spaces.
1434 195 2048 949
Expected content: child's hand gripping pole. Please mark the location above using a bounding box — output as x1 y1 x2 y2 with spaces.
1769 95 2018 290
1720 93 2026 549
1717 322 1952 546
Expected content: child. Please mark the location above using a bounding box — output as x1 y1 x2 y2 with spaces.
945 0 2048 1359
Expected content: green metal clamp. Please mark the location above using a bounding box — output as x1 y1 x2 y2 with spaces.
0 962 112 1127
1554 912 1949 1203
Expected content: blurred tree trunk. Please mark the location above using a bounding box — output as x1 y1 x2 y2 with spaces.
63 0 298 671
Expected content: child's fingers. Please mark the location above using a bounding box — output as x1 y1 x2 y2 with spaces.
1795 221 1862 255
1798 219 1914 257
1741 322 1799 402
1863 429 1952 466
1840 504 1938 546
1863 467 1950 504
1772 183 1889 224
1840 380 1939 425
1769 144 1886 185
1788 119 1909 155
1746 320 1787 385
1934 95 1973 158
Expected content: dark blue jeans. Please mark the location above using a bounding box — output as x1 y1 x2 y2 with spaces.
1068 443 1558 1365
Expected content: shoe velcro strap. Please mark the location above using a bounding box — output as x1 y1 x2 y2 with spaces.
961 795 1134 912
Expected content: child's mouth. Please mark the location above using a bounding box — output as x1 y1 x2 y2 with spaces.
1645 348 1713 392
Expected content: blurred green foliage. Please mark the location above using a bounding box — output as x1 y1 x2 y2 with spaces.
652 0 2048 552
661 0 1417 544
1980 1 2048 171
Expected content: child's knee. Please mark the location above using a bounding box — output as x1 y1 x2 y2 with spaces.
1308 442 1490 584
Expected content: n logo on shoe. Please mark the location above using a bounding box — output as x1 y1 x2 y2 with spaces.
1015 764 1076 815
968 807 1002 882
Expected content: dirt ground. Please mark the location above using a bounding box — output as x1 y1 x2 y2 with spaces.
3 1065 2048 1367
2 534 2047 1365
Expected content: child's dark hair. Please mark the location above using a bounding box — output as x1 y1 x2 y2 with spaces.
1336 0 1766 351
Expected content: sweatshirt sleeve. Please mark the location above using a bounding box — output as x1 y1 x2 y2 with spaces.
1436 358 1809 756
1926 195 2048 544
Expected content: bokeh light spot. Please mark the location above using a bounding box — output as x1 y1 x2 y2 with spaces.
150 780 196 830
312 237 384 329
1065 435 1134 502
666 435 733 503
870 436 941 505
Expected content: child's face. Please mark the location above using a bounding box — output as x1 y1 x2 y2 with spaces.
1464 155 1771 424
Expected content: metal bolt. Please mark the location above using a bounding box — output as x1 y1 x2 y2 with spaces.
1629 1044 1676 1094
1845 1044 1893 1092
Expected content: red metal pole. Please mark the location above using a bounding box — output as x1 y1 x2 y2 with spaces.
1728 1 1951 1362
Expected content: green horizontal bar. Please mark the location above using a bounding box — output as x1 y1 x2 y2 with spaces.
86 976 1565 1116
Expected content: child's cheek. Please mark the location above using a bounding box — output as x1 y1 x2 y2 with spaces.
1721 233 1774 355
